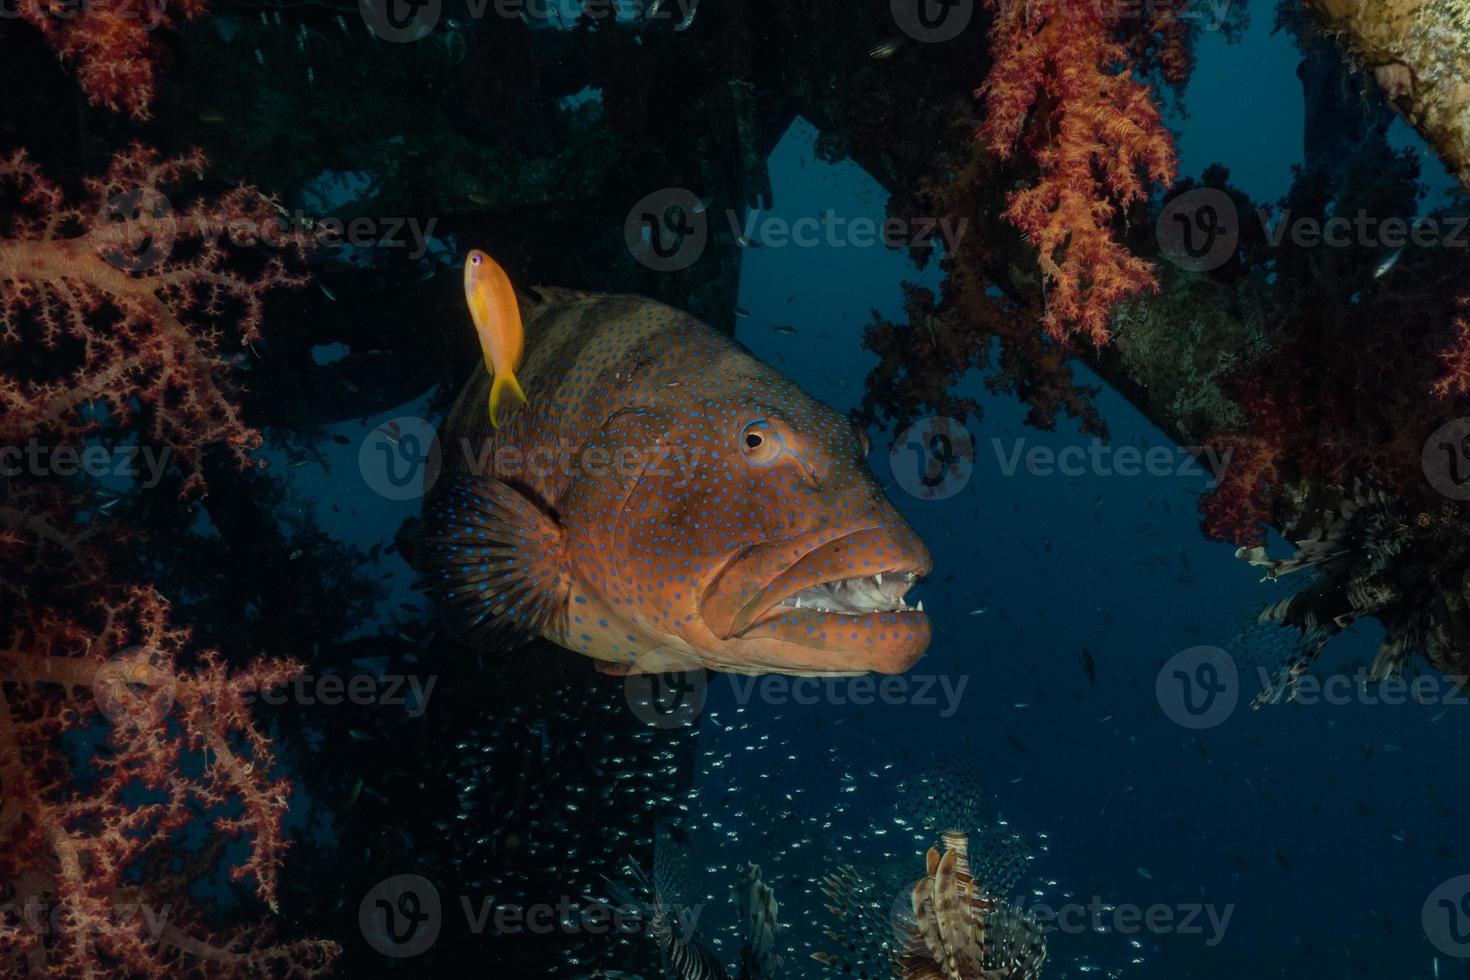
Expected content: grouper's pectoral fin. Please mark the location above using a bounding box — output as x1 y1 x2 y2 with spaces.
417 474 569 648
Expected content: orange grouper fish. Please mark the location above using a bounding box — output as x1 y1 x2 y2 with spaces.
417 282 932 676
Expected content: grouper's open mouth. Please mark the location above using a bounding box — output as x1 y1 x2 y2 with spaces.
701 526 933 674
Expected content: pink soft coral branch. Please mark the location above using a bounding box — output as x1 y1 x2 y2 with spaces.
0 586 340 977
0 145 309 495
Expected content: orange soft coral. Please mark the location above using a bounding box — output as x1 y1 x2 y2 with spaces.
11 0 208 119
0 145 308 495
977 0 1178 345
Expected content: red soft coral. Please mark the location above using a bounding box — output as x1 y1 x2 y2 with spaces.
977 0 1178 345
1432 304 1470 398
0 145 309 496
11 0 208 119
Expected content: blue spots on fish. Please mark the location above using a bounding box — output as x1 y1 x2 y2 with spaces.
417 287 932 673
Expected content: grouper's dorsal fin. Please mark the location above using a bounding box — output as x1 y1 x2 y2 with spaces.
417 474 570 648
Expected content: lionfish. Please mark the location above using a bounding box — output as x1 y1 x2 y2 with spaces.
813 760 1047 979
599 825 781 980
1234 480 1470 707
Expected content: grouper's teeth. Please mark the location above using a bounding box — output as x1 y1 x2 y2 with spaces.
775 570 926 616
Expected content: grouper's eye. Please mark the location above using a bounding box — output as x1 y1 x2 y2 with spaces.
739 418 782 466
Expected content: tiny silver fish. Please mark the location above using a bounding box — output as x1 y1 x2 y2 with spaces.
1374 247 1403 278
868 39 901 59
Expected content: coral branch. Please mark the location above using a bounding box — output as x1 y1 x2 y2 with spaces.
10 0 208 119
977 0 1178 344
0 585 340 977
1432 305 1470 398
0 145 309 495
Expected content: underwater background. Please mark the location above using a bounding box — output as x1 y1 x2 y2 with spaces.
5 0 1470 978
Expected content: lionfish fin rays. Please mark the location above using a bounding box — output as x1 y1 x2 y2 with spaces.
932 848 987 978
820 836 1046 980
416 474 570 648
910 871 945 969
602 848 732 980
813 865 901 977
733 863 782 980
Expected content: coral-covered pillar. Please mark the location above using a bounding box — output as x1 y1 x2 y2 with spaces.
1304 0 1470 189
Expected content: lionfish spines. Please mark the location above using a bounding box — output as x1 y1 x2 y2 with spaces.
896 835 1046 980
901 758 988 837
817 834 1046 980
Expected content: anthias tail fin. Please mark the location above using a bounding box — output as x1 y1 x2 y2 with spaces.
488 372 528 429
418 474 567 647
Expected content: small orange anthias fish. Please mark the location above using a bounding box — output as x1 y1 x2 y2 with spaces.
462 249 528 428
417 282 931 676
